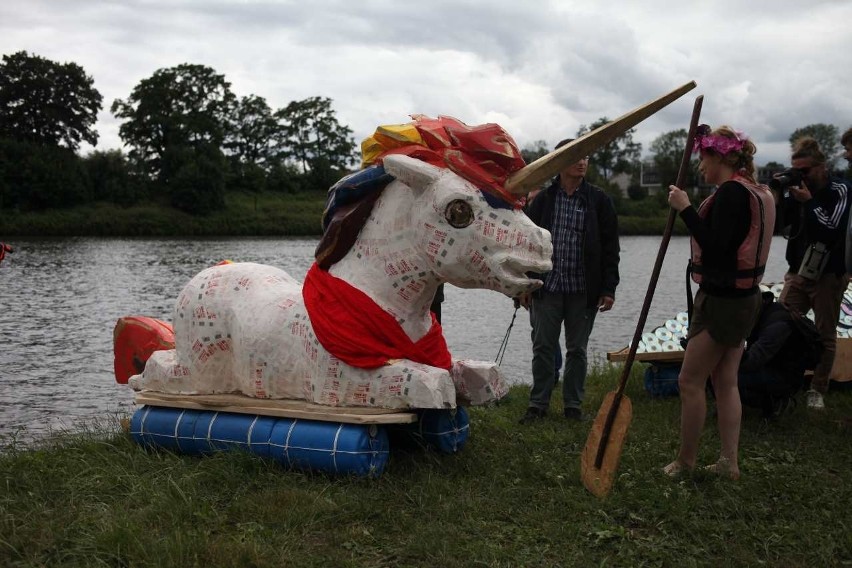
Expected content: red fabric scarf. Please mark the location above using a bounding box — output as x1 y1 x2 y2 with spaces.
302 263 452 370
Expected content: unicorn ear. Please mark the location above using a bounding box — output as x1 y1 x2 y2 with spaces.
382 154 443 193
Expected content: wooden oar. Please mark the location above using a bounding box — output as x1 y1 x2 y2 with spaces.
580 94 704 498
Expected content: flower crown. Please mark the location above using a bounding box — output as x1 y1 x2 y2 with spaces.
692 124 748 156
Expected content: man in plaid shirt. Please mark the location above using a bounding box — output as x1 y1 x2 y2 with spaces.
518 139 621 423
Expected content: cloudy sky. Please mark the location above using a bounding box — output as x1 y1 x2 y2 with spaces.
2 0 851 167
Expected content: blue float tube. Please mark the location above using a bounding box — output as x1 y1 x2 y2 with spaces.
130 406 389 477
388 407 470 454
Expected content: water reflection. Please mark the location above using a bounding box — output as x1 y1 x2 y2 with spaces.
0 236 790 442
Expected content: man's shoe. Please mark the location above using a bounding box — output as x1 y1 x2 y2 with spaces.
519 407 546 424
806 389 825 410
564 407 589 422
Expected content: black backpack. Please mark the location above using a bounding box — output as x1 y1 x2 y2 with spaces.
786 307 824 370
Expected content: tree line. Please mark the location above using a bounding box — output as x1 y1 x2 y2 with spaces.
1 50 849 217
521 118 850 212
0 51 357 214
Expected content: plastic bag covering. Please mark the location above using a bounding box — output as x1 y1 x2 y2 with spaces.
389 407 470 454
451 359 509 404
130 406 389 477
361 123 424 168
360 115 526 207
131 262 461 408
113 316 175 384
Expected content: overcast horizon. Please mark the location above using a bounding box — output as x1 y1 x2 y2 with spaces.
2 0 851 168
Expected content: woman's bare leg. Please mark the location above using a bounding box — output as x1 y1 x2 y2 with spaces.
671 330 725 470
708 345 744 478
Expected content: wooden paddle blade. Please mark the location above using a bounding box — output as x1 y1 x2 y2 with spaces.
504 81 696 195
581 392 633 498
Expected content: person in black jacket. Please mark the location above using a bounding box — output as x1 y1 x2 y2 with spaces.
777 137 850 411
738 292 821 418
517 139 620 423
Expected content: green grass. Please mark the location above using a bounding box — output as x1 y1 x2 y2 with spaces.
0 192 328 237
4 364 851 567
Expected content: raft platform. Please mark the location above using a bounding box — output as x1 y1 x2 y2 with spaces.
607 338 852 385
128 393 469 477
134 392 419 425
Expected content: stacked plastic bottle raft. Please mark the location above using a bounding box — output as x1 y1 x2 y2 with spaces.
634 282 852 353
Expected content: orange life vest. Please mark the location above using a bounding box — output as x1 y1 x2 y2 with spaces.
690 176 775 289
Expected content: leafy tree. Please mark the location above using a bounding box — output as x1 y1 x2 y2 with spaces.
627 183 648 201
266 162 304 194
649 129 698 190
112 64 236 180
789 124 840 167
224 95 283 169
0 51 102 151
597 179 623 210
520 140 549 164
166 143 227 214
275 96 357 188
0 139 89 210
226 160 267 193
83 149 144 206
576 118 642 180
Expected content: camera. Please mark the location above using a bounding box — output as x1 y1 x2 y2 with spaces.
769 168 803 191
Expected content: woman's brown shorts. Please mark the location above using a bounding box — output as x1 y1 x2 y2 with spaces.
687 289 761 347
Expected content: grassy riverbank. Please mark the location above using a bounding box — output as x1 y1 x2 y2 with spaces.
0 192 328 237
3 364 851 567
0 192 682 237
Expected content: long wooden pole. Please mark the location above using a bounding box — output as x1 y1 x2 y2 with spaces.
593 95 704 468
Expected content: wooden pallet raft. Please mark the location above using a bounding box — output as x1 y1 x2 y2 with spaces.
134 392 419 425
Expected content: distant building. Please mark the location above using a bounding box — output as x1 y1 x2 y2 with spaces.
640 161 661 189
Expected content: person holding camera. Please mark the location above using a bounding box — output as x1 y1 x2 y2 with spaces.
665 125 775 480
775 137 850 411
842 127 852 275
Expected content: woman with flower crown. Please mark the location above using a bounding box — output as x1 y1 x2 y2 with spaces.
664 125 776 480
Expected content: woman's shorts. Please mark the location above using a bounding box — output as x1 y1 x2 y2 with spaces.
688 289 761 347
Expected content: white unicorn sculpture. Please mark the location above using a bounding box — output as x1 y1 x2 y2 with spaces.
131 150 551 408
129 84 694 409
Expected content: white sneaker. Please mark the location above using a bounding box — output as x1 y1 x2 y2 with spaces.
806 389 825 410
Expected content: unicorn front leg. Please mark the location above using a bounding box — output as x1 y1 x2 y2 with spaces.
450 359 510 405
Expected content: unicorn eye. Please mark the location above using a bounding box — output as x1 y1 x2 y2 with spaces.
445 199 474 228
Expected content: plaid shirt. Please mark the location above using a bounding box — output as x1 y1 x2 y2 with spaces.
544 188 585 293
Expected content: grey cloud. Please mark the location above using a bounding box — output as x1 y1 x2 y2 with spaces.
1 0 850 166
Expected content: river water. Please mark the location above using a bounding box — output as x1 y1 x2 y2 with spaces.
0 235 791 442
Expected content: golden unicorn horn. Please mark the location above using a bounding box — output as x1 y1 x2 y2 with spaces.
505 81 697 195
